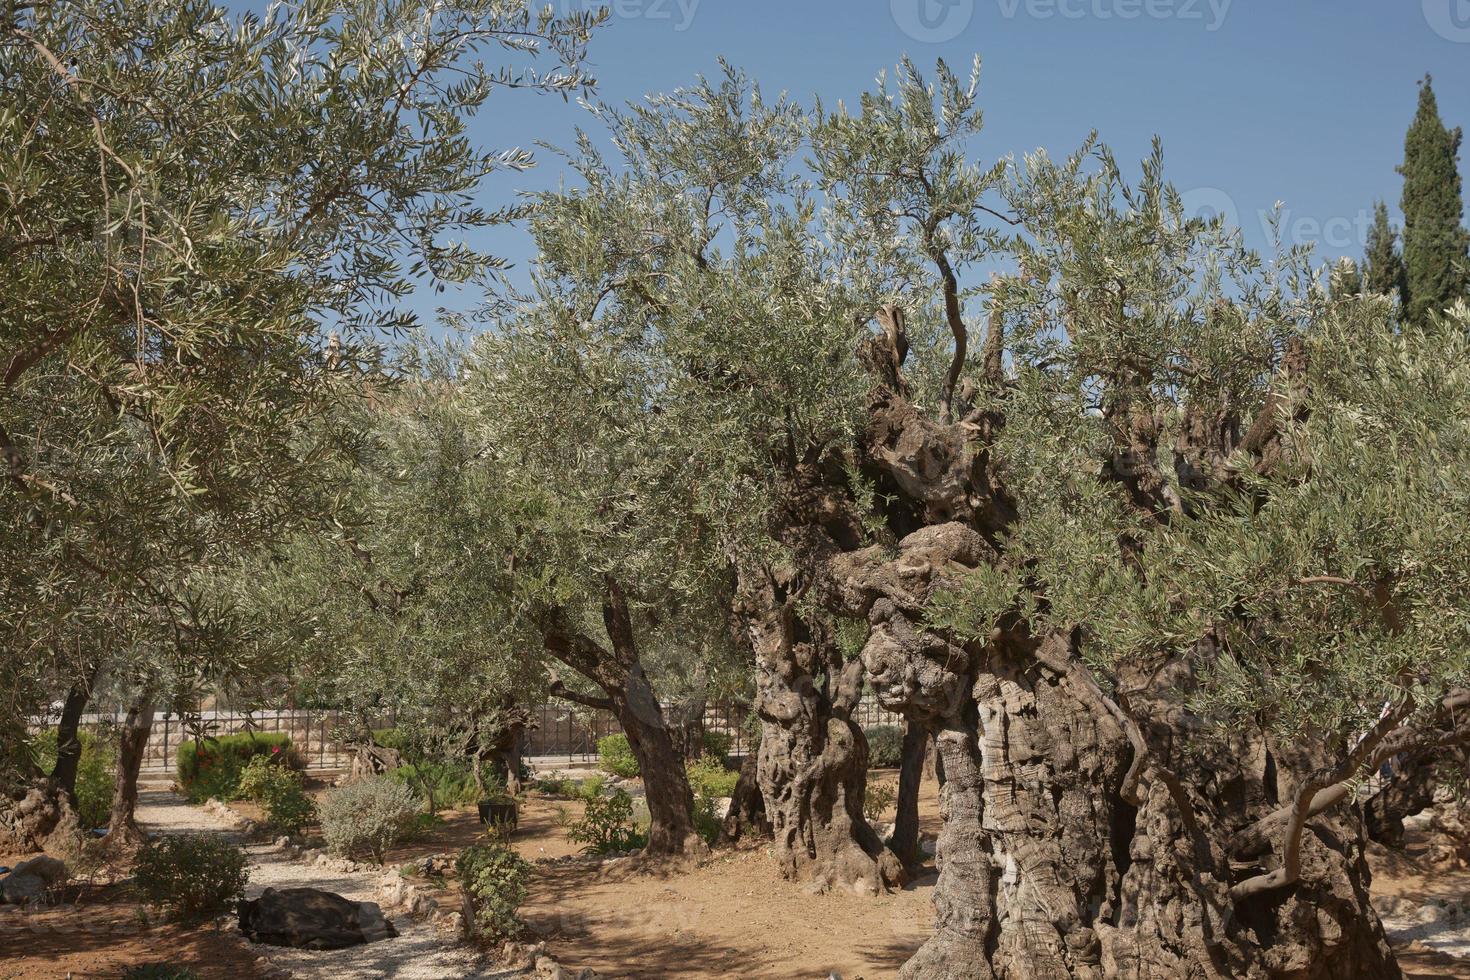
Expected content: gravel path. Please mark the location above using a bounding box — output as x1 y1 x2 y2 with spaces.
136 789 514 979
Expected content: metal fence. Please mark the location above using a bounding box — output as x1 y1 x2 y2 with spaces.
29 698 906 774
26 707 360 775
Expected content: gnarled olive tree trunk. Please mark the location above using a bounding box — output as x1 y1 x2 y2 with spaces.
816 315 1398 977
738 564 905 895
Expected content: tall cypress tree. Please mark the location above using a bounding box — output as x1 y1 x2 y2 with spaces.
1362 201 1407 303
1398 76 1470 323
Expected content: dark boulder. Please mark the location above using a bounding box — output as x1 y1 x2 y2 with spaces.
238 887 398 950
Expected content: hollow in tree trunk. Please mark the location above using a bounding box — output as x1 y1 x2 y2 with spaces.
889 717 928 868
103 701 154 849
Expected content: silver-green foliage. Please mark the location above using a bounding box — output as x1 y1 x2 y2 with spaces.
319 776 420 862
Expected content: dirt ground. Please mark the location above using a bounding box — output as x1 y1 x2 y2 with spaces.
514 771 937 980
0 870 270 980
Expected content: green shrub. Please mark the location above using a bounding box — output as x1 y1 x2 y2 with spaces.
238 753 284 802
131 834 249 923
864 783 897 821
686 756 738 799
864 725 904 769
700 730 733 764
176 732 294 804
577 774 606 801
387 760 482 811
691 794 723 846
319 777 421 863
596 734 639 778
239 757 316 835
28 728 116 829
456 841 531 939
566 789 646 854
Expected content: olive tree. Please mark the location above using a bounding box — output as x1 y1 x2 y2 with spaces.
0 0 600 846
509 54 1470 975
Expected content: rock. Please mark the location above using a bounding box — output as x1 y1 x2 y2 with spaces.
9 855 65 884
238 887 398 950
0 873 47 905
920 837 937 857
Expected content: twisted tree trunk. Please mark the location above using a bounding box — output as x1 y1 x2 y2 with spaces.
741 572 904 894
541 577 703 857
103 700 154 849
51 674 94 802
828 324 1397 977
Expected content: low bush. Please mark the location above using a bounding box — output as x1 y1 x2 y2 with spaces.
239 756 316 834
131 834 249 923
457 841 531 939
864 783 897 822
387 760 482 811
531 771 606 802
864 725 904 769
686 756 738 800
596 734 639 778
176 733 294 804
567 789 646 854
699 730 733 765
319 776 421 862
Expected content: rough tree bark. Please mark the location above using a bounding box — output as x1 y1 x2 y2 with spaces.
103 700 154 849
542 577 703 857
720 750 771 842
738 567 905 894
1363 740 1467 847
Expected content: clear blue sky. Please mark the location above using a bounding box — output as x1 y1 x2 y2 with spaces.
287 1 1470 323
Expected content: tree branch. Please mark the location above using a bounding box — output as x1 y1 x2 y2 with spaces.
549 677 614 712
